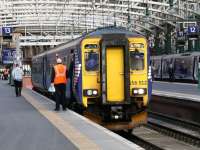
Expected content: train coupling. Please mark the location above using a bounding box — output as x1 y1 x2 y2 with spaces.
111 106 123 120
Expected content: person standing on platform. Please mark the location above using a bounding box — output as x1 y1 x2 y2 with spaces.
51 58 68 111
68 50 76 108
3 68 9 80
12 64 23 97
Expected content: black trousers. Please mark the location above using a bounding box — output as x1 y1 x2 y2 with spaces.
54 84 67 110
14 80 22 96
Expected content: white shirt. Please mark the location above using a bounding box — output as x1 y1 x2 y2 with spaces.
12 67 23 81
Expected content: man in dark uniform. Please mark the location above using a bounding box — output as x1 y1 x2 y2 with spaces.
68 50 75 108
51 58 68 111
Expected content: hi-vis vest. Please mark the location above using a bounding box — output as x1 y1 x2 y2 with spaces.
53 64 67 84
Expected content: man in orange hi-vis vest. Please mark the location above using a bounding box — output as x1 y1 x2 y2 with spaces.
51 58 68 111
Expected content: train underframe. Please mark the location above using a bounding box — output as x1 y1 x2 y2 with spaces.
84 101 147 131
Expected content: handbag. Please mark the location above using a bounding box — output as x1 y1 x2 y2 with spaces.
48 84 55 93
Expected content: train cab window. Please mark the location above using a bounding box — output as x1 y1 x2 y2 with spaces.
130 50 144 70
85 44 98 49
130 43 144 49
85 51 99 71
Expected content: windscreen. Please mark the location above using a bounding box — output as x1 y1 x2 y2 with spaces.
130 50 144 70
85 51 99 71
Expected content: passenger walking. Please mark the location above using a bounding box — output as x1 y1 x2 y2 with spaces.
12 64 23 97
51 58 68 111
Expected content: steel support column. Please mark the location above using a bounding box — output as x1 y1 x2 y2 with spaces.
165 24 173 54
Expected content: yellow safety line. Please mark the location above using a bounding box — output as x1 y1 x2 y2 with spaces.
22 91 100 150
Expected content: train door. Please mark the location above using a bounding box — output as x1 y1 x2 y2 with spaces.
106 47 124 102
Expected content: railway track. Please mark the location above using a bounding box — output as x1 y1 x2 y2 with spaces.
118 126 199 150
148 111 200 147
148 111 200 133
118 111 200 150
118 130 164 150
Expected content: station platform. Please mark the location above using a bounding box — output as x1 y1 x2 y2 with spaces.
0 80 143 150
152 81 200 102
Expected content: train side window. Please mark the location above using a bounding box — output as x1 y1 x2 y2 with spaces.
85 51 99 71
130 50 144 70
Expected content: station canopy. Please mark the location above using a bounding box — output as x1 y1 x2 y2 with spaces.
0 0 199 44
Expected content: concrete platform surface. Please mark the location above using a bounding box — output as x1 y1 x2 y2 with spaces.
0 80 143 150
0 81 77 150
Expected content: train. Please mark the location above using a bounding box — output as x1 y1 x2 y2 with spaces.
151 52 200 83
32 27 152 130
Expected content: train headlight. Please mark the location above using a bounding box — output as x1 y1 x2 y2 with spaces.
138 89 145 94
83 89 98 97
132 88 147 95
87 90 93 96
133 89 138 94
93 90 98 95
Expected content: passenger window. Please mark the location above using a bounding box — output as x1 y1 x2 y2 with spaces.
130 50 144 70
85 51 99 71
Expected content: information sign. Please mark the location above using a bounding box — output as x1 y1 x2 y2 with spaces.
2 48 16 64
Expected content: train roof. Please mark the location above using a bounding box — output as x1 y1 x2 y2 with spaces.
151 52 200 59
86 26 142 37
33 26 143 60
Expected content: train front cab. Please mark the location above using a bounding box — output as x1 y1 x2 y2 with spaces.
81 35 149 130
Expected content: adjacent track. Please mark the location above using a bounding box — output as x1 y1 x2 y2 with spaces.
148 111 200 148
118 101 200 150
119 124 199 150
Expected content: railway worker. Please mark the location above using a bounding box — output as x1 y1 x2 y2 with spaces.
51 58 68 111
12 64 23 97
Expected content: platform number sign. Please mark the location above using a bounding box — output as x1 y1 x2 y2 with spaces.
2 27 12 36
188 26 198 34
188 26 199 38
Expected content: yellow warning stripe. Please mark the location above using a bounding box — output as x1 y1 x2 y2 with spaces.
22 91 100 150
